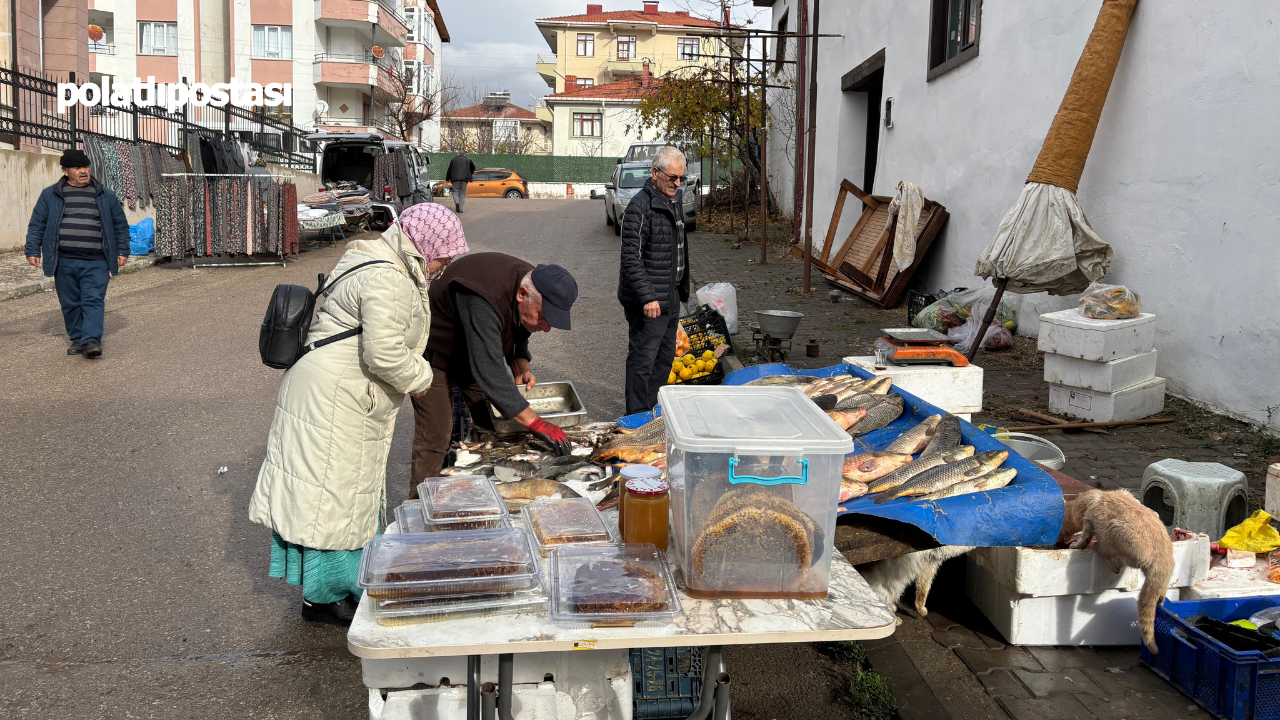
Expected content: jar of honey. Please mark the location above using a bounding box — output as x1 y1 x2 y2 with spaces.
621 477 670 551
618 464 663 538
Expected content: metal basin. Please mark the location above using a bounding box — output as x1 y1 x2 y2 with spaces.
490 381 586 434
755 310 803 339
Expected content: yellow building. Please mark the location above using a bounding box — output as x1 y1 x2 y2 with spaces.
535 2 726 94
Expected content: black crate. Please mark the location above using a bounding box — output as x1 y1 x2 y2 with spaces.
631 647 704 719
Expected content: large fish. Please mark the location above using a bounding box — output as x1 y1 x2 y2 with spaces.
744 375 820 387
875 450 1008 504
812 378 882 407
803 375 855 398
866 446 975 494
884 415 943 454
496 477 581 510
849 394 905 436
920 414 962 457
860 376 894 395
592 417 665 459
594 444 666 463
840 479 869 502
919 467 1017 501
842 452 914 482
827 407 868 431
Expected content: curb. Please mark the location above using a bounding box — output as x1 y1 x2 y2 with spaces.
0 254 156 302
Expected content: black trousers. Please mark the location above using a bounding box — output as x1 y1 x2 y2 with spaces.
624 305 680 415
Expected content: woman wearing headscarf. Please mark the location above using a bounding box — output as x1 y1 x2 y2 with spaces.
249 202 469 626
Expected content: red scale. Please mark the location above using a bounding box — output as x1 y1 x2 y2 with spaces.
873 328 970 367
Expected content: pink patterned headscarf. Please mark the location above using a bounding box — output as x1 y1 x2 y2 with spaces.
398 202 469 266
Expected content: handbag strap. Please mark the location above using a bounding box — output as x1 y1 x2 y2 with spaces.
316 259 393 297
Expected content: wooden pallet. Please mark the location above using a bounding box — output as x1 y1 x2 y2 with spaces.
791 179 949 308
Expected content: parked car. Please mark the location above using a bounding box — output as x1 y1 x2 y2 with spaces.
604 161 696 236
623 140 702 187
305 132 432 205
431 168 529 199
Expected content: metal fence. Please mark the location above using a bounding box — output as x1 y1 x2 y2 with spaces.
0 64 316 171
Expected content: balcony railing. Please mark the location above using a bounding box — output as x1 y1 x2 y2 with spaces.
314 52 394 71
89 41 115 55
375 0 408 27
315 114 397 133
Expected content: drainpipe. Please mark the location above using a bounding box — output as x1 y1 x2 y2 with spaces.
801 0 820 295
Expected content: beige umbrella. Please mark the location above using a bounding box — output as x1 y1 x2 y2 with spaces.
969 0 1139 360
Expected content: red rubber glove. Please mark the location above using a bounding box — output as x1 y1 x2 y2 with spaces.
528 416 572 456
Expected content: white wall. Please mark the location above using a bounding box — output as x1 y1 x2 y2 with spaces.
548 101 659 157
764 0 1280 432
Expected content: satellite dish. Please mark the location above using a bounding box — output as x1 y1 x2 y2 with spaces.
371 46 385 59
315 100 330 117
88 25 104 42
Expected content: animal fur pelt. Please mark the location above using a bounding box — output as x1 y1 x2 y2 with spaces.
862 545 975 616
1066 489 1174 653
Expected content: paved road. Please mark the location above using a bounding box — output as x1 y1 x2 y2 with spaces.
0 198 861 719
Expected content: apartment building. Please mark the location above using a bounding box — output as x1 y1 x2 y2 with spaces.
0 0 447 144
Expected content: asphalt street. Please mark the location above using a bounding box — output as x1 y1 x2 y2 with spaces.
0 198 861 719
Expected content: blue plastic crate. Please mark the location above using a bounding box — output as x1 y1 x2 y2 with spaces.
631 647 703 720
1142 595 1280 720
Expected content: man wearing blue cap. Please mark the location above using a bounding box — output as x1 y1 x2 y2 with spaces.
411 253 579 490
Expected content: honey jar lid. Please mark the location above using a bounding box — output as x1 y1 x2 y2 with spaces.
620 464 663 480
625 477 670 496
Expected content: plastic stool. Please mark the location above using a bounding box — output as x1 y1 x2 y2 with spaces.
1141 459 1247 539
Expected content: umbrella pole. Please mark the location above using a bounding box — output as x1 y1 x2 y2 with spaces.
966 277 1009 363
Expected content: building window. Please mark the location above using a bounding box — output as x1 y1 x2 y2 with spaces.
928 0 981 80
774 12 788 71
572 112 601 137
576 33 594 57
678 37 699 61
422 65 434 96
617 35 637 61
405 8 418 43
422 13 434 50
138 22 177 56
252 25 293 60
403 59 421 94
577 78 594 88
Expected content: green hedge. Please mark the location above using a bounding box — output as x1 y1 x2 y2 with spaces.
425 153 622 183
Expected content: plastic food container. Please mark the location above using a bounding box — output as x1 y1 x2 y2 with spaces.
393 501 428 534
371 580 549 627
358 527 540 599
419 475 509 526
523 496 617 557
548 544 682 627
658 385 854 599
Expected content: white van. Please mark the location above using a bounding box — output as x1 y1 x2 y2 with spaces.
306 132 432 206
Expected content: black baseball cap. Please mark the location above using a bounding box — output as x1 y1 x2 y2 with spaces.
530 264 578 330
61 149 91 168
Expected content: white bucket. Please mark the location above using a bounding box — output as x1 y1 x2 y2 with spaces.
995 432 1067 471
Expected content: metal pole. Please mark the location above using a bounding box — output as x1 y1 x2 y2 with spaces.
685 646 726 720
965 277 1009 363
759 128 768 264
467 654 482 720
712 673 733 720
743 38 751 240
480 683 497 720
68 71 77 148
801 0 820 295
727 42 734 237
497 653 514 720
792 0 809 247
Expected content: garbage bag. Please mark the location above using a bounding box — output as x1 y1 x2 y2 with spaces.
947 316 1014 354
1219 510 1280 553
696 282 739 334
1079 281 1142 319
129 218 155 255
912 285 1020 334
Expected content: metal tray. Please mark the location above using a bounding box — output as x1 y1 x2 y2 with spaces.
490 381 587 433
881 327 952 343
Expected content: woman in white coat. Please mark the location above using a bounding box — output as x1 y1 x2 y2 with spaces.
249 202 469 626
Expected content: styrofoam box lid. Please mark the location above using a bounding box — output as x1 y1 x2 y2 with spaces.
1039 308 1155 330
658 386 854 455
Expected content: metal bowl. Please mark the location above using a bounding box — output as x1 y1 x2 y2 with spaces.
755 310 804 339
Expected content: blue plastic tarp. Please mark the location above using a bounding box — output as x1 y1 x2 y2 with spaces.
129 218 155 255
715 363 1064 547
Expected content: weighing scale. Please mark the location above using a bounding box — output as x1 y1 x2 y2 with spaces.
874 328 971 367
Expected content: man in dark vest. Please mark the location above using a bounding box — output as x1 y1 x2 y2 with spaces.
410 252 579 492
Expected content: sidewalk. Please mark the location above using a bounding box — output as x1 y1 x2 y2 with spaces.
0 250 156 301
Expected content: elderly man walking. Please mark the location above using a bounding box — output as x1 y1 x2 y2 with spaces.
445 150 475 214
25 148 130 359
617 146 691 415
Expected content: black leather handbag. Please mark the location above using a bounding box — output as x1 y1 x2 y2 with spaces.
259 260 390 369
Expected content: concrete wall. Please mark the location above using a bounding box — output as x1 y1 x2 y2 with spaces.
762 0 1280 431
548 101 659 157
527 182 604 200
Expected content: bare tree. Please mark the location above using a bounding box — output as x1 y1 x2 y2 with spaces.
380 63 438 142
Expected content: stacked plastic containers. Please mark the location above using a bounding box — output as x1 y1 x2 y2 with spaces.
523 496 617 557
657 385 854 599
360 476 543 626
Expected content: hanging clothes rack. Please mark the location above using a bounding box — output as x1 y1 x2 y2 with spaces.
158 171 300 267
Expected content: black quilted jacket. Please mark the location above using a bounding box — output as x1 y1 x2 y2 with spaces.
617 180 690 312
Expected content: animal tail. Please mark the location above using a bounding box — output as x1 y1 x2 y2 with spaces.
1138 554 1175 654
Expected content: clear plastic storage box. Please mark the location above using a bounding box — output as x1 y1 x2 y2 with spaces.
358 527 540 599
393 500 428 533
522 496 617 557
371 580 549 627
657 385 854 599
548 544 682 627
418 475 509 529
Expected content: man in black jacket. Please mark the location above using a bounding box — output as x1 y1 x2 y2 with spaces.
617 146 690 414
445 151 475 214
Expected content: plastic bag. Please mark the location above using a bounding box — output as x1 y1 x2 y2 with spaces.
129 218 155 255
1219 509 1280 553
947 316 1014 354
912 285 1021 334
696 282 738 334
1079 281 1142 319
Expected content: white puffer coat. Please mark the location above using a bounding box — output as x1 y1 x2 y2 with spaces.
249 225 433 550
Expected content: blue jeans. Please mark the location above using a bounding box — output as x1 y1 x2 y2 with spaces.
54 257 110 344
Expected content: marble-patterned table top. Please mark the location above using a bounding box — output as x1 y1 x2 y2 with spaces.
348 524 896 659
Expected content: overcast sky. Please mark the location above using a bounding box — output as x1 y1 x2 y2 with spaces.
435 0 769 110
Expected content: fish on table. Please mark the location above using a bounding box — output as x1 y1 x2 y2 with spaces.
496 477 581 511
920 414 962 457
866 446 975 494
594 443 665 463
919 467 1018 501
840 479 869 502
744 375 821 387
848 394 905 436
883 415 942 454
826 407 868 431
875 450 1008 504
842 452 913 483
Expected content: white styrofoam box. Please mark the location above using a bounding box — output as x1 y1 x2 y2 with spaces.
1265 464 1280 517
1013 292 1078 339
968 533 1209 598
846 356 983 414
966 558 1180 646
363 650 631 692
1049 376 1166 422
956 413 972 423
1183 555 1280 600
377 682 614 720
1037 309 1156 362
1043 349 1157 393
